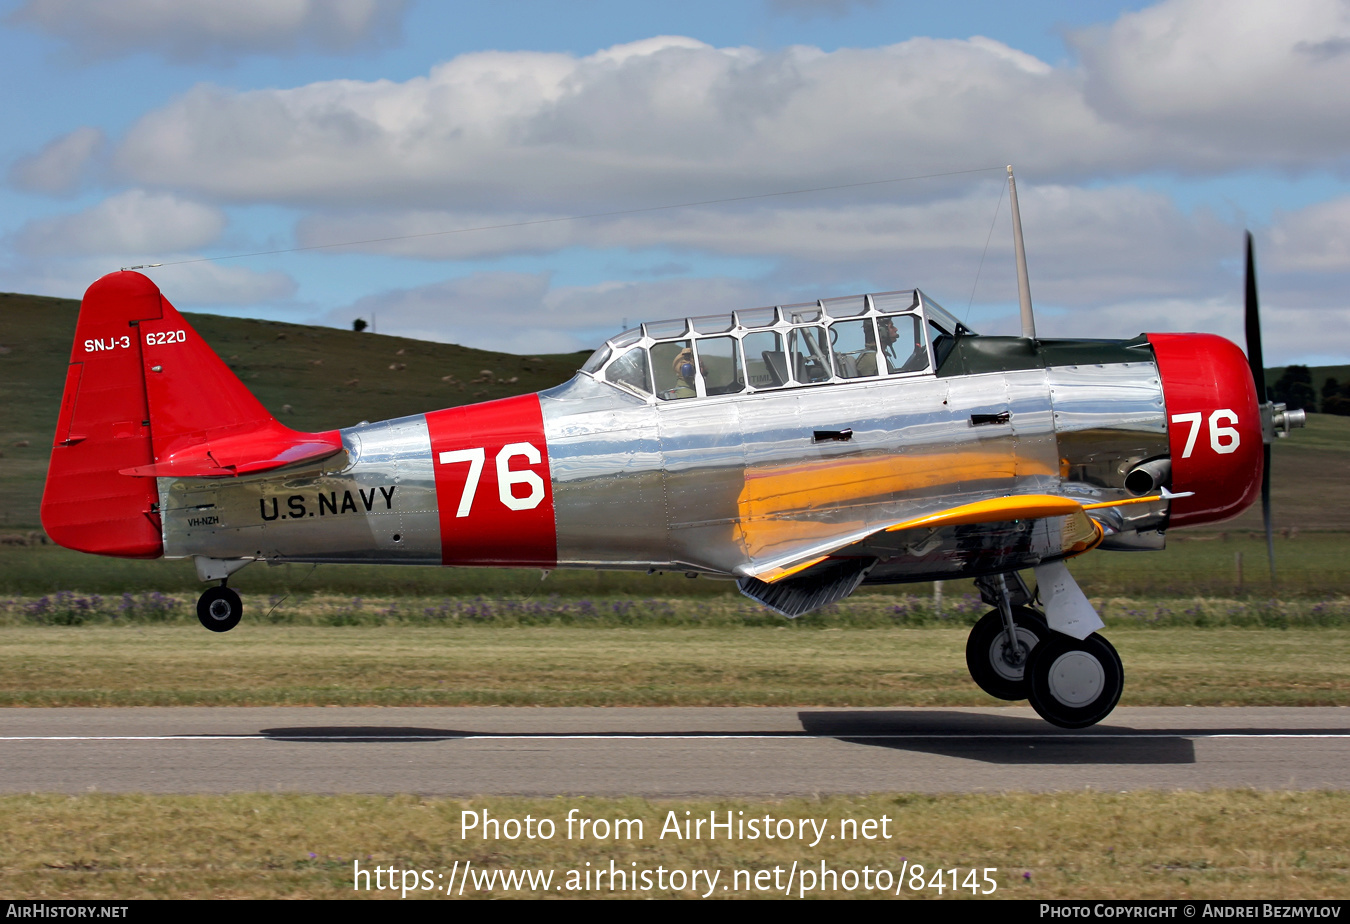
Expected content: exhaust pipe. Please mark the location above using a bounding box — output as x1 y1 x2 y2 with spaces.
1125 458 1172 496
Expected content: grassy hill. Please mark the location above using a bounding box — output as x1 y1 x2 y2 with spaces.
0 291 586 530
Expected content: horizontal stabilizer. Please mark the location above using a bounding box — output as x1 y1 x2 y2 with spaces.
119 423 343 478
737 557 875 618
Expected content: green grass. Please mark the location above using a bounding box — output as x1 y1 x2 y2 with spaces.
5 530 1350 598
1223 412 1350 533
2 791 1347 899
0 623 1346 707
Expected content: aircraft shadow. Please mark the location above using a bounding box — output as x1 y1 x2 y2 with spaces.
798 711 1195 764
257 715 1349 767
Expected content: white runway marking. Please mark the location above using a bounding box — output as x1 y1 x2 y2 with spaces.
3 732 1349 742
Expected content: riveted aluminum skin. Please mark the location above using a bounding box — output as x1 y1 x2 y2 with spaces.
1048 361 1170 535
158 297 1171 582
543 358 1167 581
159 414 441 564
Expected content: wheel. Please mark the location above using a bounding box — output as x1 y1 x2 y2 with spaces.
1026 633 1124 729
197 585 242 632
965 606 1049 701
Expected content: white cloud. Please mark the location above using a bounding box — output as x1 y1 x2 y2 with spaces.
12 189 226 256
141 260 296 305
0 254 294 307
1073 0 1350 167
9 0 407 62
105 7 1350 213
1268 195 1350 272
7 126 105 195
108 35 1128 208
292 181 1237 310
11 3 1343 365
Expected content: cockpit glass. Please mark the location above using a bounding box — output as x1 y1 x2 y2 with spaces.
882 314 929 374
652 340 696 400
691 314 734 334
643 319 690 340
929 320 957 368
696 336 744 395
734 307 777 329
787 326 831 384
605 346 651 394
591 287 956 399
610 327 642 349
821 295 867 318
830 318 878 379
743 330 784 388
783 303 822 325
870 290 918 314
920 294 974 336
580 344 611 375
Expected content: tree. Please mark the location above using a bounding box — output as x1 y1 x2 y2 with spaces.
1322 377 1350 416
1271 365 1315 412
1322 378 1340 413
352 318 368 333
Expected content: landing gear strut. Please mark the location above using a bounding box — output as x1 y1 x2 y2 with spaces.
965 572 1045 700
197 583 242 632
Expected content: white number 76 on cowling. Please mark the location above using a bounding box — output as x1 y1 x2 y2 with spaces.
1170 409 1240 459
438 442 546 517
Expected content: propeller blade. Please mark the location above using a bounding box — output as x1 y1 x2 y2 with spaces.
1263 443 1276 584
1246 232 1276 583
1244 231 1266 401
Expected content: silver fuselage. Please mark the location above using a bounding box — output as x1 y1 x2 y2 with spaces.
160 352 1169 583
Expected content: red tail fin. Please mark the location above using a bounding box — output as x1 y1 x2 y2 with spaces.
41 271 341 558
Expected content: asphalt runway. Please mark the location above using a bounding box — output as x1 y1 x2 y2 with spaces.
1 706 1347 796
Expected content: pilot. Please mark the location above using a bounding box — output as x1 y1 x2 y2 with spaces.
671 347 698 398
886 317 930 374
856 318 899 377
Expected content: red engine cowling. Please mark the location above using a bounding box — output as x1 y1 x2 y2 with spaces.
1148 333 1263 528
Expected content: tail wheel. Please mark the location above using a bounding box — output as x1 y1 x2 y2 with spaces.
197 585 243 633
965 606 1048 701
1026 633 1124 729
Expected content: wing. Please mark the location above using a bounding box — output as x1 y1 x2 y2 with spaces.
736 493 1162 617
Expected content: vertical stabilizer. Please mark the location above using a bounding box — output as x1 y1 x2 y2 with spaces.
41 271 342 558
41 272 164 557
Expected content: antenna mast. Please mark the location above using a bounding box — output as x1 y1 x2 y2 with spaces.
1007 165 1036 340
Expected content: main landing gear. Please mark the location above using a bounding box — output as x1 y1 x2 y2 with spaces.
197 583 243 632
965 605 1048 701
1025 632 1123 729
965 572 1123 728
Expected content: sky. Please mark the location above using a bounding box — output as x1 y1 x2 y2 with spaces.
3 0 1350 364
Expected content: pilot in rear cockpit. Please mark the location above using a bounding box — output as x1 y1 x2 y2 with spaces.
671 347 698 398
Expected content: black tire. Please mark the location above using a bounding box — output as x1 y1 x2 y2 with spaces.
1026 632 1124 729
965 606 1049 701
197 585 243 633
